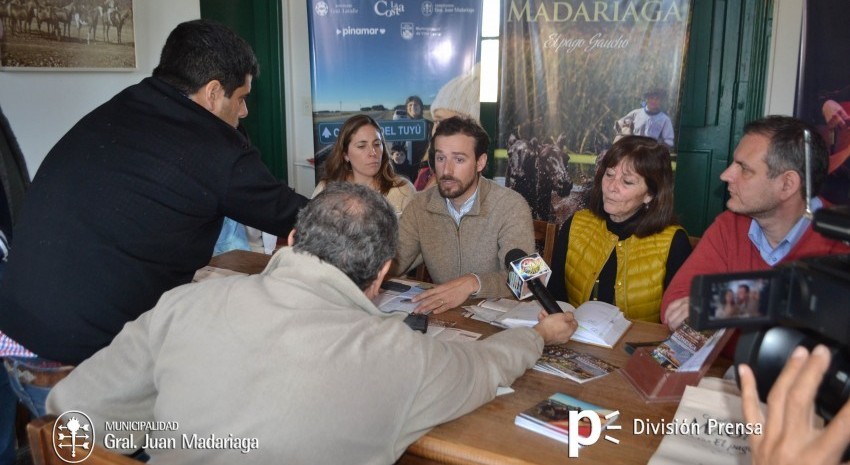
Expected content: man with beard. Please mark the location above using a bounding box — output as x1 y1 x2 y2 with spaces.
393 116 534 313
662 116 850 330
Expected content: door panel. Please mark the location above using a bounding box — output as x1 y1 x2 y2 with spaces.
200 0 288 181
674 149 712 230
676 0 772 236
676 0 741 235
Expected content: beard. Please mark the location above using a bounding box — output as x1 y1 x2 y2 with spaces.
438 175 476 199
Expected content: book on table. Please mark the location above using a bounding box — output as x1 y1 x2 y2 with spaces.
569 301 632 348
649 323 727 372
533 345 618 383
514 393 618 446
470 299 631 349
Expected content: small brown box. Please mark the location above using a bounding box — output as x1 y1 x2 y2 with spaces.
620 330 732 403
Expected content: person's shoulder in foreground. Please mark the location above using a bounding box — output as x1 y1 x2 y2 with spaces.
46 182 576 464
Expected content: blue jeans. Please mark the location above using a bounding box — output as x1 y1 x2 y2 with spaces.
0 368 16 465
3 357 61 419
0 263 20 465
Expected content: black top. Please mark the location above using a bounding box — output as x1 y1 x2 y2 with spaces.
546 209 692 305
409 119 434 169
0 77 309 364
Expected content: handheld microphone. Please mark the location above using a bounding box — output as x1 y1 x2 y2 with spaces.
504 248 563 314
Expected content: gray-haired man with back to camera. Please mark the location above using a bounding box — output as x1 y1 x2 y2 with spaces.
47 182 577 465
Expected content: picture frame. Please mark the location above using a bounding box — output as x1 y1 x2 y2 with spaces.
0 0 136 71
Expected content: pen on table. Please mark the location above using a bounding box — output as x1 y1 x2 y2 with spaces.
591 279 599 301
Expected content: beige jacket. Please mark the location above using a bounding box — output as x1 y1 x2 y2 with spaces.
47 248 542 465
395 177 535 297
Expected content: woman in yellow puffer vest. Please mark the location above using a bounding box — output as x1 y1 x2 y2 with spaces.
546 136 692 322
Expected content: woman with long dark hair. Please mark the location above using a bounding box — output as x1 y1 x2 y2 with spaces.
546 136 692 322
313 115 414 215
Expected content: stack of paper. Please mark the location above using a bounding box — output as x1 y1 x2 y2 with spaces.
426 318 481 342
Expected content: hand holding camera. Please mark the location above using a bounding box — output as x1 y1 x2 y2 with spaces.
740 345 850 465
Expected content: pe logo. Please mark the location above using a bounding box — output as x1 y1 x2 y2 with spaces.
568 410 621 457
52 411 95 463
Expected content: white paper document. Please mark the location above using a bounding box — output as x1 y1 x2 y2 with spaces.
570 301 632 348
473 299 630 349
648 382 757 465
372 281 427 314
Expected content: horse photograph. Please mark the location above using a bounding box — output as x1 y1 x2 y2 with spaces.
504 133 590 225
0 0 134 70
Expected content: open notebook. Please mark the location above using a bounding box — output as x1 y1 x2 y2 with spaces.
471 299 631 349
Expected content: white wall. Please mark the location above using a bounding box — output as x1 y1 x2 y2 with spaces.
764 0 803 116
282 1 316 196
0 0 200 175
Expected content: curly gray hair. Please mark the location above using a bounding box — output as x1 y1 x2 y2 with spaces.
293 182 398 289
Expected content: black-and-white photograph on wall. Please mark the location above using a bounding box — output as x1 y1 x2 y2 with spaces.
0 0 135 70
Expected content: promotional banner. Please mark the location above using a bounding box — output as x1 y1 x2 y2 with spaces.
795 0 850 205
307 0 482 186
498 0 692 224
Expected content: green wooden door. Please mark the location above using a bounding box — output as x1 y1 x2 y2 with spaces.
675 0 772 235
199 0 288 181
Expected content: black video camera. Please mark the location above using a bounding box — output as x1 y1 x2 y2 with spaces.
688 206 850 423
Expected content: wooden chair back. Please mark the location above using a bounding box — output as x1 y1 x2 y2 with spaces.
413 263 432 283
27 416 141 465
533 220 558 264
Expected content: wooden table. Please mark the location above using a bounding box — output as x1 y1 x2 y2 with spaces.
208 249 272 275
209 250 725 465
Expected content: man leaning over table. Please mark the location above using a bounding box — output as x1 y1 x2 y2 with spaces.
0 19 309 424
392 116 535 314
47 182 578 465
661 115 850 330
